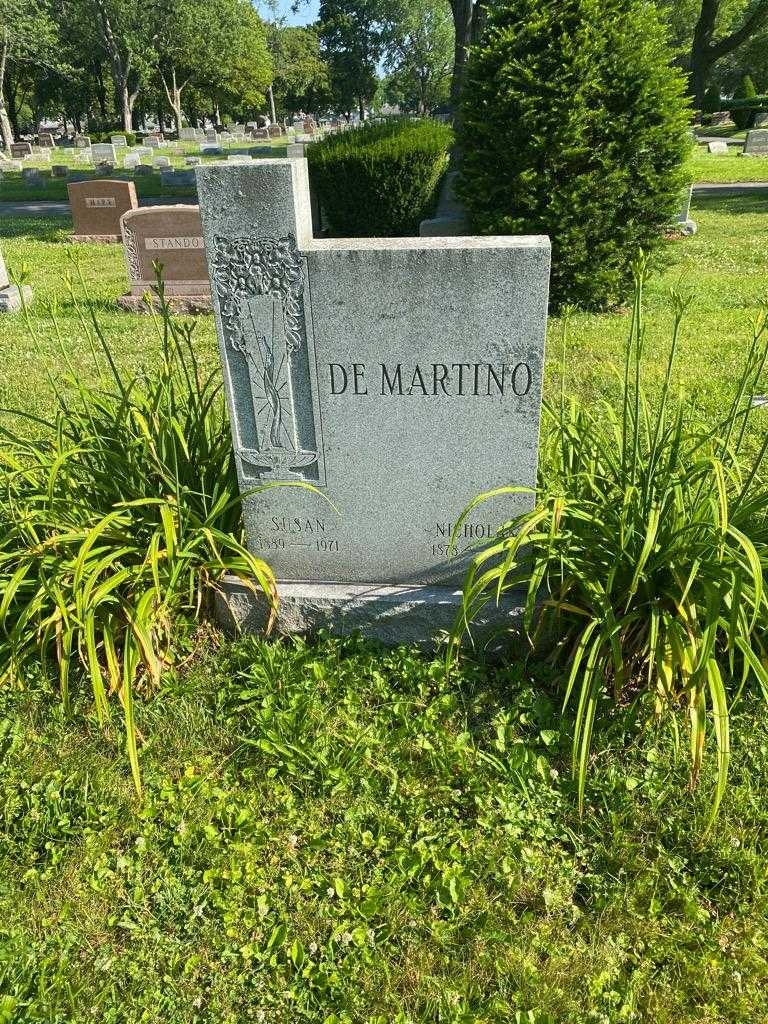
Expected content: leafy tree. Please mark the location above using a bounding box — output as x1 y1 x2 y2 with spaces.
690 0 768 108
0 0 61 148
318 0 383 120
147 0 269 134
457 0 691 309
87 0 155 131
269 24 330 118
380 0 453 114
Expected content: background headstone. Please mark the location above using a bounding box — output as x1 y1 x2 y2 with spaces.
743 130 768 155
195 159 551 643
133 164 153 176
92 143 117 164
74 135 91 148
153 156 171 168
708 140 729 154
68 178 138 241
21 168 41 186
111 135 128 147
753 113 768 128
118 204 211 311
51 164 68 177
38 132 55 147
0 240 33 312
179 127 198 141
11 142 32 158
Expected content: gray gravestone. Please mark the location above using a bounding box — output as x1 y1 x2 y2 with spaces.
195 159 551 644
673 185 697 236
11 142 32 158
185 155 202 166
179 126 198 141
708 140 729 154
111 135 128 147
743 129 768 156
153 156 171 168
754 113 768 128
92 143 117 164
51 164 69 177
0 241 33 312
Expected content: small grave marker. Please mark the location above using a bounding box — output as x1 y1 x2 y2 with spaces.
0 240 33 312
11 142 32 158
38 132 55 147
708 140 729 154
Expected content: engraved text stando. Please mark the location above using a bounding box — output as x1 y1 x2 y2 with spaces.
196 160 551 640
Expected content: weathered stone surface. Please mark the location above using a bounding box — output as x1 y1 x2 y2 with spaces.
286 143 305 158
133 164 153 176
708 140 729 154
10 142 32 158
51 164 68 177
111 135 128 147
123 153 141 168
179 127 199 141
215 575 526 651
68 178 138 240
185 155 202 166
92 143 117 164
153 156 171 168
74 135 91 148
672 185 697 236
119 204 210 297
754 113 768 128
38 132 55 147
0 241 33 312
743 129 768 155
196 159 550 601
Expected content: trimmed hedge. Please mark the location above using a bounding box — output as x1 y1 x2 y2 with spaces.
90 130 138 146
307 119 453 237
731 75 758 129
456 0 691 310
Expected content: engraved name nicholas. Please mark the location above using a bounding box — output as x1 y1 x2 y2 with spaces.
327 362 533 397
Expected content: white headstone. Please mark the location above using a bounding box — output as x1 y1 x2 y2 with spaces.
92 143 117 164
708 140 729 154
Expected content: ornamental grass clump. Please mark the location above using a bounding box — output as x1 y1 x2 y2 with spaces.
0 261 277 792
450 258 768 827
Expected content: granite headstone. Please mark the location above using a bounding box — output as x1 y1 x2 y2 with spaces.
743 130 768 155
118 205 210 311
195 160 551 644
68 178 138 241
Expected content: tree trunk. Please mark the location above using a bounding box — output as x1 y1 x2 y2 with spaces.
449 0 487 110
161 67 186 135
357 95 365 121
93 0 138 132
689 0 768 110
268 83 277 123
0 29 12 151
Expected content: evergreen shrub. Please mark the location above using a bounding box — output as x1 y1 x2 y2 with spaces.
456 0 691 309
307 119 453 236
731 75 758 129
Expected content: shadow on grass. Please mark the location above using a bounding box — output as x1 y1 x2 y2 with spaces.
691 195 768 216
0 217 71 242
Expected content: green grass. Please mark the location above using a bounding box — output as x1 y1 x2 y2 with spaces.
1 196 768 1020
1 634 767 1023
2 195 767 430
694 124 746 140
0 140 290 201
691 147 768 182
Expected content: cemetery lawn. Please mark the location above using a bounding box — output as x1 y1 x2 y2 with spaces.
2 633 768 1023
2 194 768 1020
691 147 768 182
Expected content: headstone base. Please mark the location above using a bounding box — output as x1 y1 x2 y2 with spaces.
117 292 212 314
69 233 122 243
213 574 525 651
0 283 33 312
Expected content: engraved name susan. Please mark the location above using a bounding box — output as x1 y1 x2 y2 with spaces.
327 361 533 397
